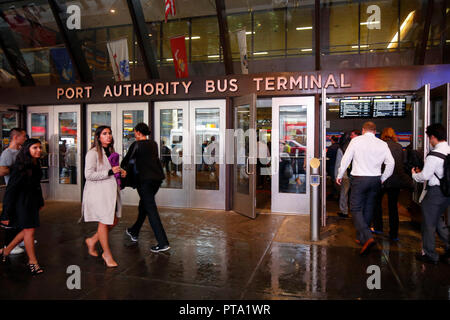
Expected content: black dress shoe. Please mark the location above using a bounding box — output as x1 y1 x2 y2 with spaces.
337 212 349 218
415 253 438 265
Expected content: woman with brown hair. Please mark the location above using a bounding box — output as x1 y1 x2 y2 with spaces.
372 127 413 241
82 126 126 267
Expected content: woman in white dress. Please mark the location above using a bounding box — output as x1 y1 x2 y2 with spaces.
82 126 126 267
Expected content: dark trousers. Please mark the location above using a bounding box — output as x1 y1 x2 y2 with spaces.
373 187 401 238
350 176 381 244
129 180 169 246
421 186 449 261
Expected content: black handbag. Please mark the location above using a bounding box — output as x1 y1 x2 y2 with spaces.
122 143 139 189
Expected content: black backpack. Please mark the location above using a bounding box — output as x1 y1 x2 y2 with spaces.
428 151 450 197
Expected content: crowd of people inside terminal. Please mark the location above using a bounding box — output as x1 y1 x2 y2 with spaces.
0 120 449 276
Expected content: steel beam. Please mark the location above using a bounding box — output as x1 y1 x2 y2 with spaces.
48 0 93 83
215 0 233 74
127 0 159 79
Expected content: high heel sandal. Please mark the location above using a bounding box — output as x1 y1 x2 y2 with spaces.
27 263 44 275
101 253 118 268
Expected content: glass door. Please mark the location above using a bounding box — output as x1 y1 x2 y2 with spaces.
27 107 52 200
412 84 430 204
430 83 450 140
271 96 315 214
190 100 226 210
232 95 257 219
154 101 189 208
117 103 148 205
53 105 81 201
320 88 327 226
86 103 147 205
27 105 81 201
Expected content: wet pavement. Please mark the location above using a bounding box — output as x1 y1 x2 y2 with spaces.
0 201 449 300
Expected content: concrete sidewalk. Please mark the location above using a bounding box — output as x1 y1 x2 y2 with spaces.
0 201 448 300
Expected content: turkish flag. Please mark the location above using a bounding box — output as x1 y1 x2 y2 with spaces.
170 36 189 78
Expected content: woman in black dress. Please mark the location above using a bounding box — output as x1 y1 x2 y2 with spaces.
0 139 44 275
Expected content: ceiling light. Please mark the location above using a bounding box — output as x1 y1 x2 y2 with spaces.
148 34 152 37
360 21 379 25
208 55 220 58
296 26 312 31
185 36 200 40
387 11 415 49
254 51 268 55
351 45 369 48
245 31 255 35
166 58 173 62
301 48 312 52
110 9 116 13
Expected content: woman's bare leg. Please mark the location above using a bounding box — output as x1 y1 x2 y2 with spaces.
1 230 25 255
85 233 99 257
97 222 117 267
23 228 37 265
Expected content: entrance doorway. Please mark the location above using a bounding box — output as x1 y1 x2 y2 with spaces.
154 100 226 210
233 96 316 218
86 102 148 204
27 105 81 201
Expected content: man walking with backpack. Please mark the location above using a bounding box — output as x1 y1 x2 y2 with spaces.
412 123 450 264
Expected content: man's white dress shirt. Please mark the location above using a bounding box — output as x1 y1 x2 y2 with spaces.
412 141 450 186
337 132 395 183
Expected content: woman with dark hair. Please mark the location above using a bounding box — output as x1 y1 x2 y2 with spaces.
0 139 44 275
334 131 352 218
121 122 169 253
82 126 126 267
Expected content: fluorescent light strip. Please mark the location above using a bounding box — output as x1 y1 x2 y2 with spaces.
352 45 369 48
166 58 173 62
301 48 312 52
296 26 313 30
185 36 201 40
387 11 415 49
208 55 220 58
254 51 268 55
360 21 380 25
246 31 255 35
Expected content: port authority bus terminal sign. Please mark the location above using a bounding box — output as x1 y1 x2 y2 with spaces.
0 65 448 105
55 73 351 101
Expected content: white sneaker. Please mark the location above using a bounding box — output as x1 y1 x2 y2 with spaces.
19 240 37 248
10 246 24 255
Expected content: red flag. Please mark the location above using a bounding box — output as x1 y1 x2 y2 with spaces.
170 36 189 78
165 0 176 22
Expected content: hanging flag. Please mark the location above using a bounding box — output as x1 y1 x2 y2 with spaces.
165 0 176 22
236 29 249 74
106 38 131 81
170 36 189 78
50 48 75 84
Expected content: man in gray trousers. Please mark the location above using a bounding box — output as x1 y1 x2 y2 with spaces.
336 122 395 255
412 123 450 264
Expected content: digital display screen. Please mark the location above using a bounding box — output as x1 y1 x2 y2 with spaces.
372 98 406 118
339 100 371 118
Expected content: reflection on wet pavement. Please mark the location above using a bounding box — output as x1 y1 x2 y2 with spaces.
0 201 448 300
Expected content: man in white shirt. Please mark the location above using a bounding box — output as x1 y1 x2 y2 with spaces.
412 123 450 264
0 128 26 255
336 122 395 255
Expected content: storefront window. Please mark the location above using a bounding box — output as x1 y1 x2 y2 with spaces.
162 20 190 63
191 17 220 62
254 10 286 58
287 7 314 56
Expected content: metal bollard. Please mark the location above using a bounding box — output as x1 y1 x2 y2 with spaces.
310 158 321 241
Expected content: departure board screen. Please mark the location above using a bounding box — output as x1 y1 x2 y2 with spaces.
372 98 406 118
339 99 371 118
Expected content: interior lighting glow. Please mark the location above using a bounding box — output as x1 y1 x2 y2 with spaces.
254 51 268 55
185 36 201 40
296 26 313 30
301 48 312 52
387 11 415 49
352 45 369 48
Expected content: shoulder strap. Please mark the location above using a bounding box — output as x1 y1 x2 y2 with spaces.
428 151 447 160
